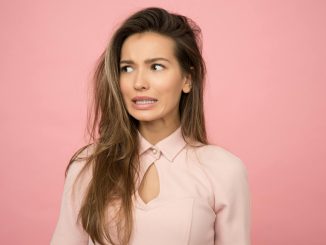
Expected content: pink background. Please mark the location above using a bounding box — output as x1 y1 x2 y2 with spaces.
1 0 325 244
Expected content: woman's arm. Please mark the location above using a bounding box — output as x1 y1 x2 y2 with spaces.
214 158 251 245
50 162 89 245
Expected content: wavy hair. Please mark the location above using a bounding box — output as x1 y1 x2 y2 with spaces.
66 7 207 245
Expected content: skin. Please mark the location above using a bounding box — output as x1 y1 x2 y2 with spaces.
119 32 192 144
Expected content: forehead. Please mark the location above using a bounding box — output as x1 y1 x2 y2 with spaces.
120 32 176 61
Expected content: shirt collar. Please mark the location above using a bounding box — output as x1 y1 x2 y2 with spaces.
137 126 187 162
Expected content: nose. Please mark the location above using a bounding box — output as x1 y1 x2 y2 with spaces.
133 69 149 90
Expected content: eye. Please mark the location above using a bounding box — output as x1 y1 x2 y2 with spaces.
151 64 164 71
120 66 133 73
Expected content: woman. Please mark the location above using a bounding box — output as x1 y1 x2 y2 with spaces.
51 7 251 245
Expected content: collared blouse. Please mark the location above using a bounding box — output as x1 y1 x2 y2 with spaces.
51 126 251 245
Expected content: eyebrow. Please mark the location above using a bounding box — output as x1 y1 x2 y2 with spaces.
120 57 171 65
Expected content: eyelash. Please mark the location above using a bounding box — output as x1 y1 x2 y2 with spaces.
120 64 165 72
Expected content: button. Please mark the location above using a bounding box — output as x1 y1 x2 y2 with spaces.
150 147 160 160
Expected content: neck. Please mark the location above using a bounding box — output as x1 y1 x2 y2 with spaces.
138 120 180 145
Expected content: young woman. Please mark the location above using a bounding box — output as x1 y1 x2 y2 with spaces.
51 7 251 245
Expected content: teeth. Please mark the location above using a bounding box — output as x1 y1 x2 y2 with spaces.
135 100 156 105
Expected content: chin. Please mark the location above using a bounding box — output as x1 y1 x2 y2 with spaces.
129 113 159 122
133 116 158 122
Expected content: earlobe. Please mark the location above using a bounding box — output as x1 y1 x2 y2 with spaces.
182 85 191 93
182 76 192 93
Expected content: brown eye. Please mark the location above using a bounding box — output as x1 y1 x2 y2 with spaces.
152 64 164 71
120 66 133 73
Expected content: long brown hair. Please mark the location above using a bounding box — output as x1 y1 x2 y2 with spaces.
67 7 207 245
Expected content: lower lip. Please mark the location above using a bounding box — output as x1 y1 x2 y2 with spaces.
132 100 158 110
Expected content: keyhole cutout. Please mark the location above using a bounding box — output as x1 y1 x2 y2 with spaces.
138 162 160 204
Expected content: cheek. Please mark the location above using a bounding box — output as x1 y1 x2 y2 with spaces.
119 81 130 97
156 71 183 91
158 77 184 98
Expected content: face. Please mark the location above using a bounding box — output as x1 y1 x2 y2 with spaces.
119 32 191 127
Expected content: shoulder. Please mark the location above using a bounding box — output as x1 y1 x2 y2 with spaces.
194 144 246 173
67 144 95 173
189 143 248 190
65 144 95 192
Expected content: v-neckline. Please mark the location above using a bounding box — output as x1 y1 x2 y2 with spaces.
135 188 161 210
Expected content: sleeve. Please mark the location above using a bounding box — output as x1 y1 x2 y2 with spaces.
214 159 251 245
50 162 89 245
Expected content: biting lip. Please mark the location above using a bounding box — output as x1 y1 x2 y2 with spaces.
131 96 158 102
131 96 158 110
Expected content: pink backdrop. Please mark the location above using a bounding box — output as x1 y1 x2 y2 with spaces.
1 0 325 244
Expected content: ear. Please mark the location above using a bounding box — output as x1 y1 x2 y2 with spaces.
182 73 192 93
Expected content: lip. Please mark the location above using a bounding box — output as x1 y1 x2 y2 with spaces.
131 96 158 102
131 96 158 110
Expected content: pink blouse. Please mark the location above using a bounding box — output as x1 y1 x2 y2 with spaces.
51 127 251 245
